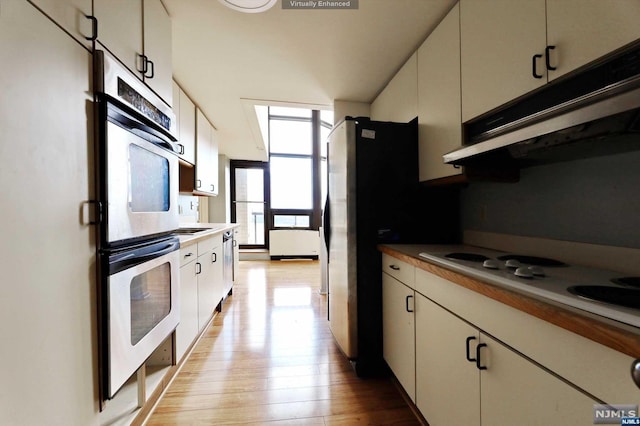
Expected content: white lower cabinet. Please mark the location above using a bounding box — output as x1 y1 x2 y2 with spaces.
196 234 223 331
415 293 595 426
176 246 199 361
383 256 602 425
415 293 479 425
382 272 416 402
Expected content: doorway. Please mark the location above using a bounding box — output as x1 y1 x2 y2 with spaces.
231 161 269 249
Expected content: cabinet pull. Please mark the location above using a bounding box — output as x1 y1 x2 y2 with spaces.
196 262 202 275
177 143 185 155
146 59 155 79
476 343 488 370
405 295 414 313
212 252 217 263
85 15 98 41
196 179 202 188
465 336 477 362
210 184 215 192
632 359 640 389
532 54 544 79
137 54 148 74
389 265 400 271
545 45 557 71
184 252 193 258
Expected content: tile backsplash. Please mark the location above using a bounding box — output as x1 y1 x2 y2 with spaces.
178 195 199 223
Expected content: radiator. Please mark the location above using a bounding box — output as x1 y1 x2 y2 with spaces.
269 230 320 257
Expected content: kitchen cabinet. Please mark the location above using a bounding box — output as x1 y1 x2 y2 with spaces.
196 234 223 331
93 0 173 106
1 1 96 423
415 293 594 425
460 0 640 122
415 293 479 425
176 246 199 361
29 0 93 49
173 80 197 165
195 109 219 196
382 259 416 402
417 3 462 182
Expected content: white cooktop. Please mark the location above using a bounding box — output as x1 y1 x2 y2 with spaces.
418 246 640 329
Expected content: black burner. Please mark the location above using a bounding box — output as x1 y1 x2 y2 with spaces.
445 252 490 262
568 286 640 310
497 254 566 267
611 277 640 288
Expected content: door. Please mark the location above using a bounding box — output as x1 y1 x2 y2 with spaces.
231 161 268 249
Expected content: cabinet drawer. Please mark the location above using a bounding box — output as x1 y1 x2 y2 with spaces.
179 245 197 267
197 234 221 256
382 254 415 288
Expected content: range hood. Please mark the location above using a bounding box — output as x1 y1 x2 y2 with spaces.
445 41 640 167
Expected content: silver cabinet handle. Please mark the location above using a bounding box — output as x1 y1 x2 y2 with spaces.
389 265 400 271
632 359 640 389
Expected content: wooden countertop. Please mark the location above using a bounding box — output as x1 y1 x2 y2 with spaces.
176 223 239 247
379 244 640 359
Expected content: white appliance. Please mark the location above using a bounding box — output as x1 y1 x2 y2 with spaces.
418 248 640 328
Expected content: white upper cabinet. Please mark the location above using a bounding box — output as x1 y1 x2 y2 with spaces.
29 0 93 49
93 0 143 77
461 0 640 122
460 0 546 122
370 53 418 123
173 81 197 165
195 109 219 196
545 0 640 81
417 3 462 182
142 0 173 105
93 0 173 106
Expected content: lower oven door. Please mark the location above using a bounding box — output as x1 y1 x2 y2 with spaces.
105 237 180 398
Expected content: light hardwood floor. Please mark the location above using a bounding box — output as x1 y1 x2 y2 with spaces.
146 260 421 425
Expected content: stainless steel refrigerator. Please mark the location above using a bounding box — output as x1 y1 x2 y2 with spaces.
324 116 446 376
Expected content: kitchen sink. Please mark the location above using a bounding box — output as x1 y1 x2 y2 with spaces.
172 227 212 234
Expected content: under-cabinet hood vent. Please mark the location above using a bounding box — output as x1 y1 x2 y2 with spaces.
445 41 640 167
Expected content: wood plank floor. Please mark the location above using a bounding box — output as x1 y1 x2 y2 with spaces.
146 260 421 425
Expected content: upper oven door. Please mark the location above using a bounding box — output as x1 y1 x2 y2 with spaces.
103 110 179 245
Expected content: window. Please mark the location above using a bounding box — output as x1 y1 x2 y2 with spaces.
268 107 332 230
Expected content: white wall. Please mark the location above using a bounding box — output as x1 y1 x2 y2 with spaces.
333 100 371 123
370 53 418 122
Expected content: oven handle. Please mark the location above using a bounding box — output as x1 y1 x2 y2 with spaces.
107 102 178 153
108 238 180 275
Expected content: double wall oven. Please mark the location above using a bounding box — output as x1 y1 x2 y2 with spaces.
94 50 181 400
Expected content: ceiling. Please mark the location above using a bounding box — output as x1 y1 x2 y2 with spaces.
163 0 457 161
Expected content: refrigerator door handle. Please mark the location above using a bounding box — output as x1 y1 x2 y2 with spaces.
323 195 331 254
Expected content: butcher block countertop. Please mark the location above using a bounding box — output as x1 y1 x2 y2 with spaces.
379 244 640 359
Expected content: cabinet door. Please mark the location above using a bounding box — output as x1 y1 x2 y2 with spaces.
179 87 197 165
415 294 480 426
211 243 224 308
29 0 93 48
1 1 95 422
382 273 416 402
195 109 218 195
546 0 640 81
197 251 216 331
142 0 173 106
417 3 462 182
480 334 597 425
176 260 199 361
210 127 219 196
94 0 143 78
460 0 546 121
